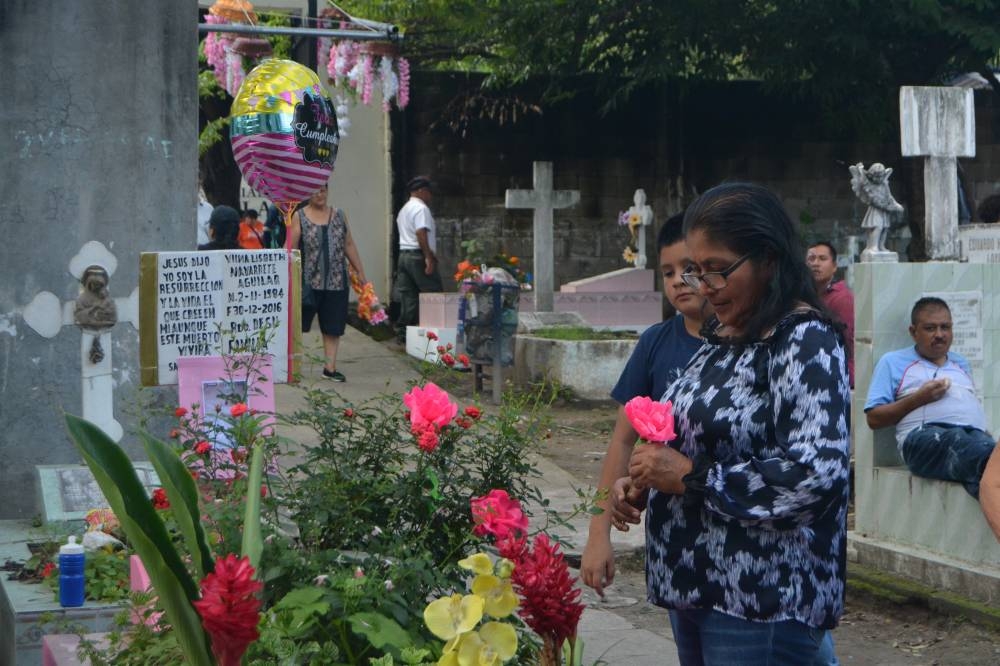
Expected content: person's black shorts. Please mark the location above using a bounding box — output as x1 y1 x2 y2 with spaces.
303 288 348 336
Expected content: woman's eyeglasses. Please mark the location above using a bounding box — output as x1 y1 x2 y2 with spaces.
680 254 752 290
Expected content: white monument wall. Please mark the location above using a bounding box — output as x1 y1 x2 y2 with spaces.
854 262 1000 602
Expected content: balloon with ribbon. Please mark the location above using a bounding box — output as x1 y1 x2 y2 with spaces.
230 59 340 241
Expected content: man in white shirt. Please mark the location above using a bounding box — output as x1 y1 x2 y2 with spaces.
395 176 442 339
865 297 996 497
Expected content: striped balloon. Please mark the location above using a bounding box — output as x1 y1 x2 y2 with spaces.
230 59 339 208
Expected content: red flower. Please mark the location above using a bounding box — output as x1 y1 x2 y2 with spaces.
436 345 446 354
343 408 355 418
152 488 170 510
471 489 528 541
413 423 440 453
192 554 263 666
504 534 583 648
446 342 453 351
41 562 55 578
440 353 456 367
455 416 472 429
260 484 268 498
425 331 438 341
195 441 212 455
464 405 482 420
458 354 471 367
169 429 179 439
175 407 188 418
403 382 458 430
231 448 248 464
230 403 249 418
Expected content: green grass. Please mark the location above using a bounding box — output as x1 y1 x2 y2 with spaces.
531 326 638 341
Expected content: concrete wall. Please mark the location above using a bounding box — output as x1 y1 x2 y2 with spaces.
0 2 198 518
396 73 1000 292
853 262 1000 603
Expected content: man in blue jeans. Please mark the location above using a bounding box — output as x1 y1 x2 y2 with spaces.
865 296 996 498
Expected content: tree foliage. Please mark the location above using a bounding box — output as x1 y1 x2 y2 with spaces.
340 0 1000 126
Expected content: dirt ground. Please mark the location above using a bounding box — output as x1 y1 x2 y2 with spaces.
534 400 1000 666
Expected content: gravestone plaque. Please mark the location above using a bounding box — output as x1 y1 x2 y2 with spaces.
139 249 300 385
37 464 160 523
958 224 1000 263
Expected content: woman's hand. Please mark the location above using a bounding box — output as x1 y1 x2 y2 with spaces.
629 444 693 495
610 476 647 530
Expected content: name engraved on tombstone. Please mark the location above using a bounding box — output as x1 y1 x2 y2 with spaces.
139 249 299 385
958 224 1000 263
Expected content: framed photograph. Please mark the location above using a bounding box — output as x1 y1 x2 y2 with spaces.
176 356 276 450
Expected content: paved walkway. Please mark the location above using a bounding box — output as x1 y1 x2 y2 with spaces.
279 327 680 665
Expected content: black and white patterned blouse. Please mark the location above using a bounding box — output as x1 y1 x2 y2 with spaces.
300 208 347 291
646 310 850 630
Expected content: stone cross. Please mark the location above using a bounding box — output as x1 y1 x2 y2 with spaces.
21 241 138 441
900 86 975 260
625 189 654 269
505 161 580 312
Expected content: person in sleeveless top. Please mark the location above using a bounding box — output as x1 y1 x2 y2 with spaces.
288 183 368 382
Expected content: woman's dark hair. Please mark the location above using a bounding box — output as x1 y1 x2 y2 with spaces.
683 182 830 342
208 205 241 249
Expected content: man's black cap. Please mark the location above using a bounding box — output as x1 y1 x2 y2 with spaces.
406 176 433 192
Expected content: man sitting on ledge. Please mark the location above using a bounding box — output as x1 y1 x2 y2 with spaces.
865 296 996 498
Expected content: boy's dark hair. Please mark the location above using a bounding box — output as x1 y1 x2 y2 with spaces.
911 297 950 325
657 212 686 250
208 205 241 249
977 194 1000 224
808 241 837 262
244 209 259 220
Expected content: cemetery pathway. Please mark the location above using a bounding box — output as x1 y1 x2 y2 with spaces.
281 328 1000 665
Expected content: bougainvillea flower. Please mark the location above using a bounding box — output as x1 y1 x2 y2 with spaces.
403 382 458 430
175 407 188 418
623 396 676 443
195 441 212 455
424 593 484 640
505 534 583 646
192 554 263 666
458 552 494 576
464 405 482 419
471 490 528 541
230 403 249 418
151 488 170 510
472 574 518 618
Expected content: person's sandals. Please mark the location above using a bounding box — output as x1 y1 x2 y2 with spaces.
322 368 346 382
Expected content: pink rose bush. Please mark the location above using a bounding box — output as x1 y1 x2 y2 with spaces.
470 489 529 541
404 382 459 453
623 396 676 444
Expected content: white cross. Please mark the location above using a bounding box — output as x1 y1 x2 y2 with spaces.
625 189 654 268
21 241 138 441
900 86 976 260
505 161 580 312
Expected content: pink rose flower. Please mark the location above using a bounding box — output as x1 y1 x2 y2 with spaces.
623 396 676 443
471 489 528 541
403 382 458 430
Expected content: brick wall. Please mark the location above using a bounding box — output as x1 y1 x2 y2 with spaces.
392 73 1000 290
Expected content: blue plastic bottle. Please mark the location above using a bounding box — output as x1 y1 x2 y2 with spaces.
58 535 85 607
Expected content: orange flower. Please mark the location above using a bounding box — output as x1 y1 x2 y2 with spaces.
230 403 249 417
509 256 519 265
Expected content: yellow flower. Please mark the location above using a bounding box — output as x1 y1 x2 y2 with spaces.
438 651 459 666
424 593 485 640
457 623 518 665
628 212 641 228
459 553 494 576
622 247 638 263
472 574 518 618
495 558 514 579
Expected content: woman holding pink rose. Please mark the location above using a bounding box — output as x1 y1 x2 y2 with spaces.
618 183 850 665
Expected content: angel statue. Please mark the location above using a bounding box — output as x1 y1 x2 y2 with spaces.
849 162 903 262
